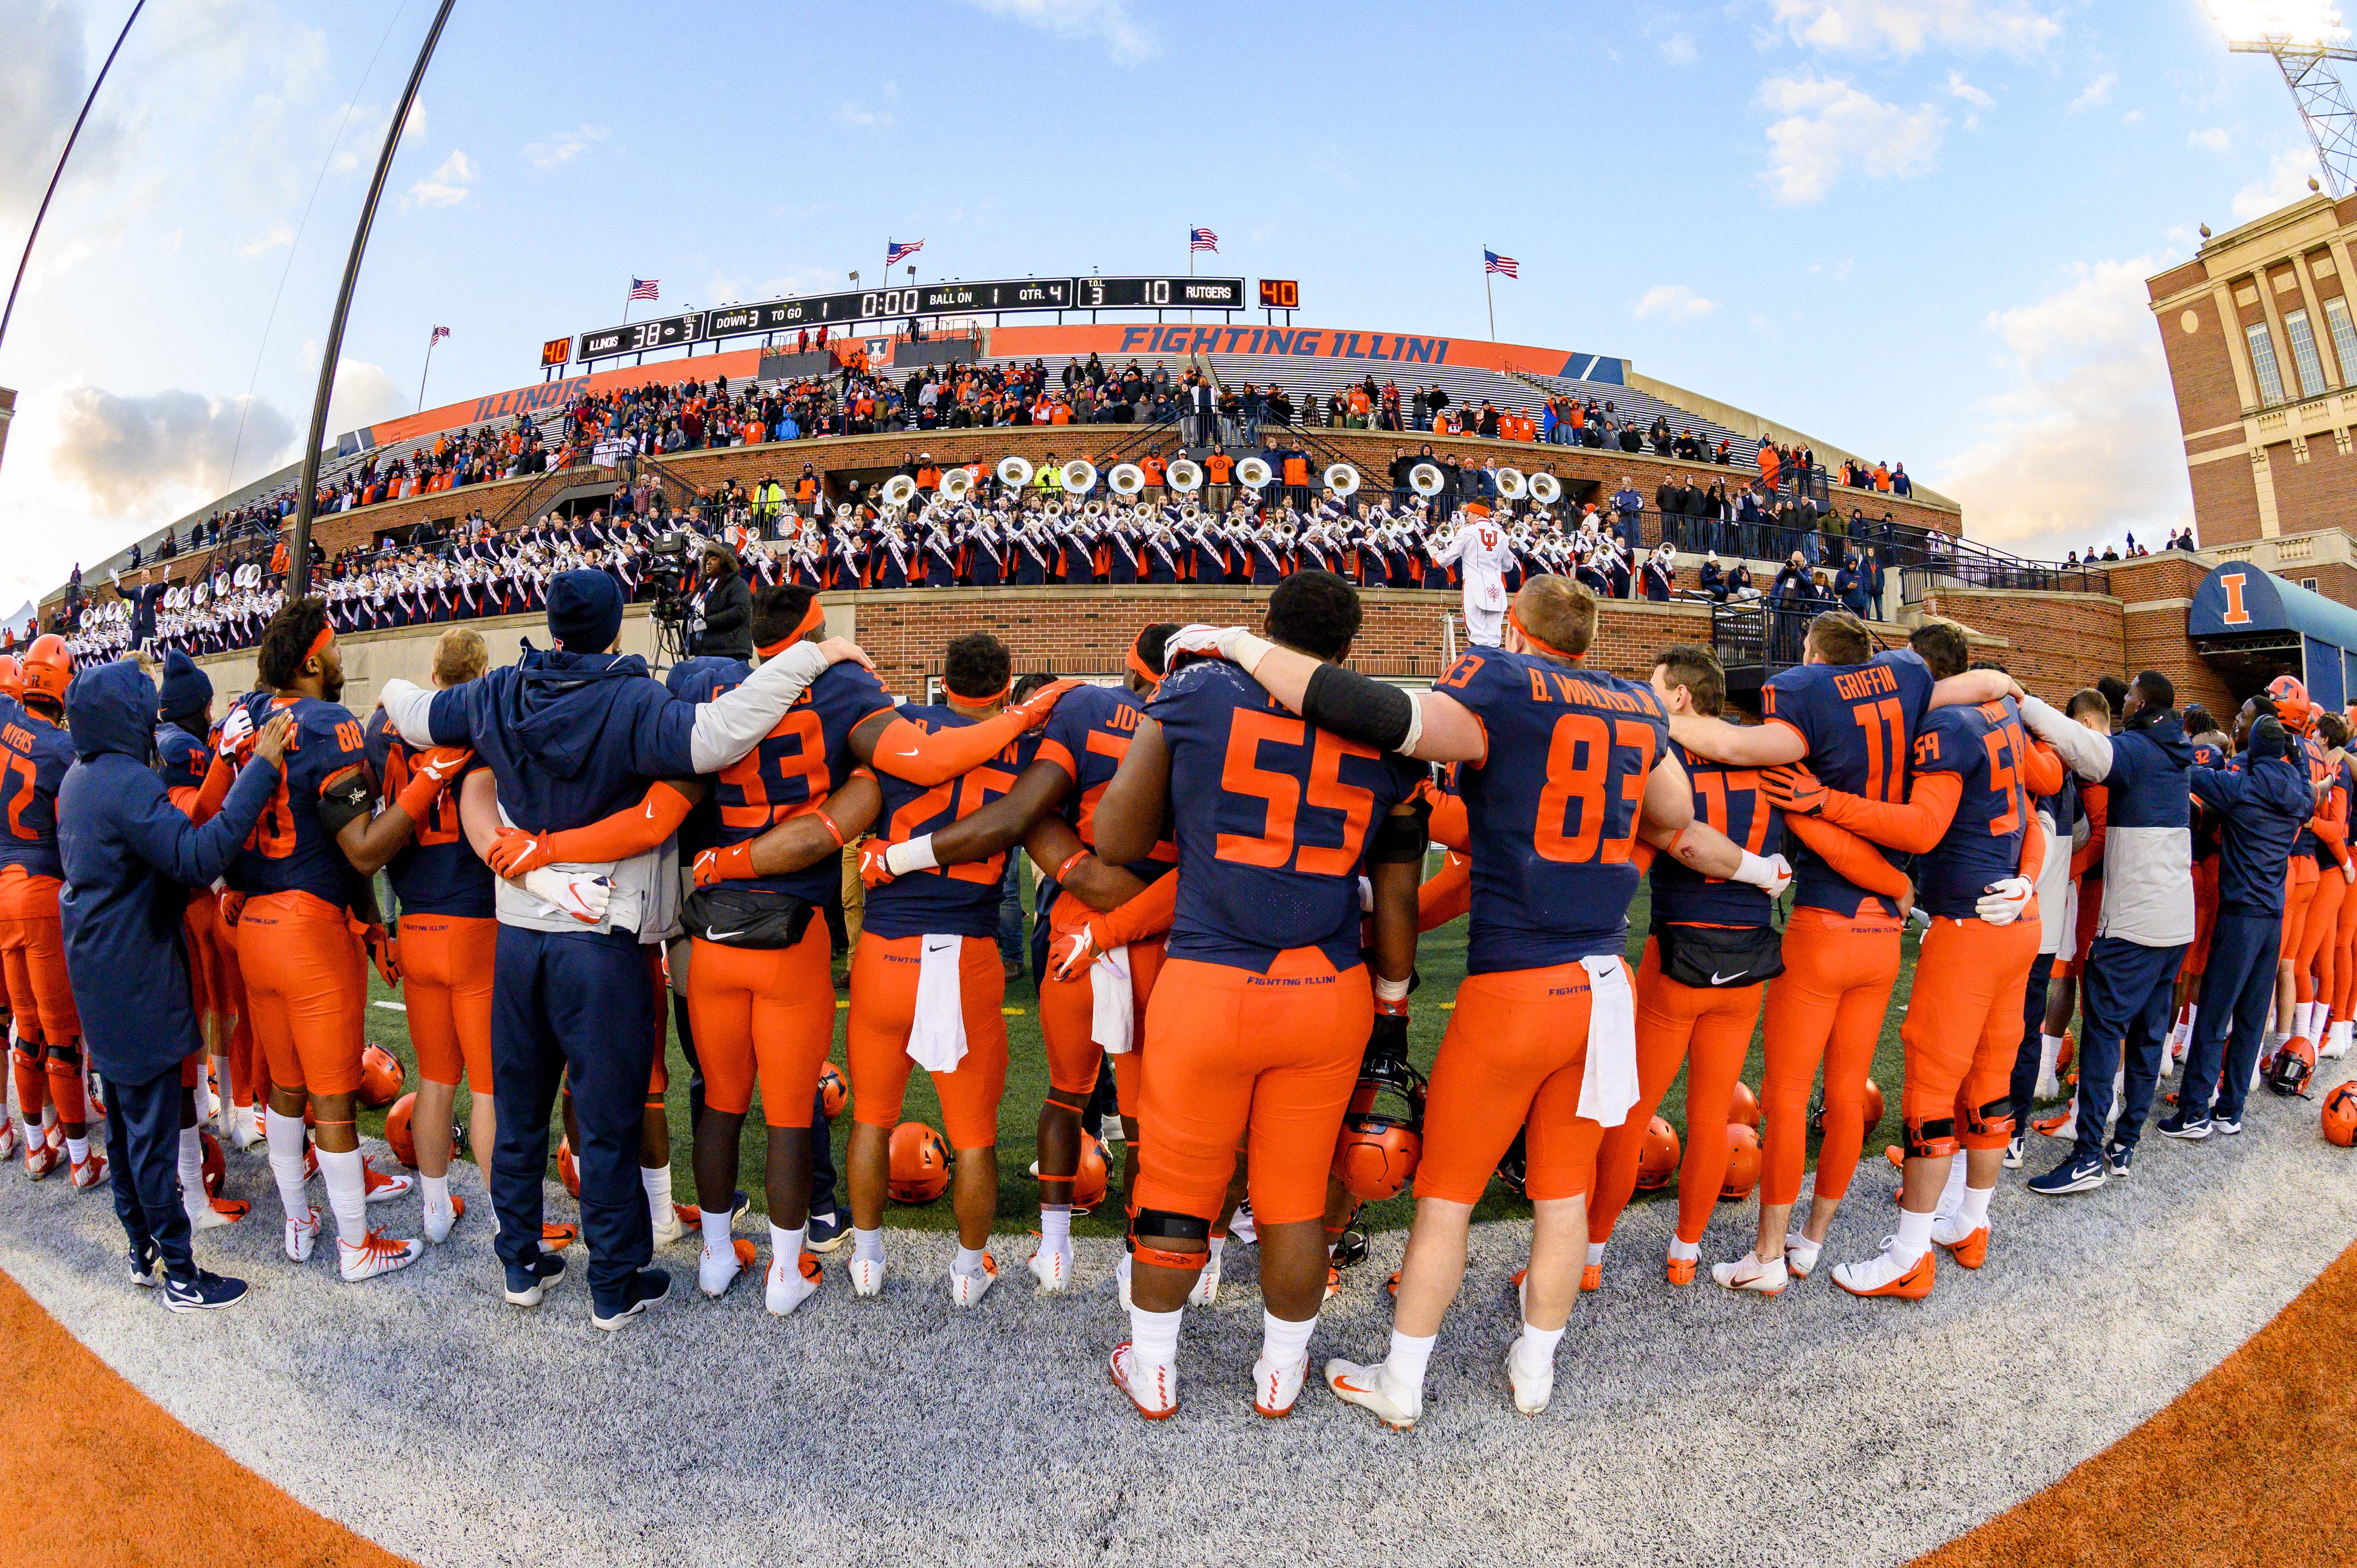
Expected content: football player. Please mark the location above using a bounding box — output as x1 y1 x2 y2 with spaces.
1202 578 1788 1425
1091 573 1426 1420
0 653 23 1163
0 636 102 1186
1652 612 2006 1292
2279 687 2349 1064
2030 689 2112 1130
225 600 458 1281
2322 712 2357 1060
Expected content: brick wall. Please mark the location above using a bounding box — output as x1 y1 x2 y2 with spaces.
1914 588 2126 704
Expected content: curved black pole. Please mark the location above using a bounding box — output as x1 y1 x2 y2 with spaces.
0 0 147 356
289 0 455 597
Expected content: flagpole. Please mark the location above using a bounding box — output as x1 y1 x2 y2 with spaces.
416 331 438 411
621 281 634 328
1484 247 1495 341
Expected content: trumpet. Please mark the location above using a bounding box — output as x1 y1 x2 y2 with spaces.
1108 462 1145 496
941 467 975 500
881 474 919 509
1166 457 1204 493
998 455 1034 488
1061 458 1100 495
1529 470 1561 505
1085 499 1105 519
1323 462 1360 497
1495 467 1528 502
1236 455 1274 490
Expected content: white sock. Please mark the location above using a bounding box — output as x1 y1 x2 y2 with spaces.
701 1208 734 1262
1260 1309 1315 1369
1382 1328 1437 1392
1129 1304 1183 1370
1206 1234 1226 1264
1511 1321 1565 1379
2184 1004 2197 1041
1585 1240 1605 1267
1667 1237 1700 1263
953 1244 987 1277
852 1226 885 1264
421 1171 452 1216
66 1136 88 1165
1890 1206 1935 1266
1959 1183 1994 1227
641 1162 673 1224
176 1127 204 1209
1039 1205 1072 1246
1936 1156 1969 1217
770 1222 805 1266
318 1147 367 1244
265 1110 310 1218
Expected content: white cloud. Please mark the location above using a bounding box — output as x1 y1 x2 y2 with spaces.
954 0 1158 64
322 359 409 434
523 123 607 169
1809 257 1856 281
0 0 130 220
1661 33 1699 64
2121 108 2145 124
1766 0 2061 57
1755 72 1943 204
2189 126 2232 152
43 387 295 515
1933 257 2192 559
238 224 293 257
1633 284 1717 320
406 149 475 208
2067 73 2115 113
332 98 427 175
1946 71 1994 109
2233 146 2321 219
833 100 893 128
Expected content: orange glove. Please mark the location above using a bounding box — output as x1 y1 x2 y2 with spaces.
1011 677 1085 730
217 890 246 929
360 923 400 987
693 842 756 888
394 745 473 820
488 828 551 879
1761 763 1828 815
858 840 896 889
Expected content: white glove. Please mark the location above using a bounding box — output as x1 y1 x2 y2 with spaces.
2034 1034 2062 1101
216 702 254 763
520 867 612 925
1908 905 1933 930
1163 623 1273 673
1976 876 2034 927
1733 851 1793 900
2342 858 2353 885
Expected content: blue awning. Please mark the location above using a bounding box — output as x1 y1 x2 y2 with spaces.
2188 561 2357 710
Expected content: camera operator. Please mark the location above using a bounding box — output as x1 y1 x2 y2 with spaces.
694 540 752 660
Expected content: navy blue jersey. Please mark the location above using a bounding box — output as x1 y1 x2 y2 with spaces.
157 723 213 797
1150 657 1426 973
365 708 493 919
228 692 372 905
1018 683 1176 923
1909 697 2032 920
0 704 74 880
1760 647 1932 919
863 703 1024 942
1649 742 1779 929
2188 739 2227 863
1434 647 1667 973
2292 733 2330 859
668 658 894 906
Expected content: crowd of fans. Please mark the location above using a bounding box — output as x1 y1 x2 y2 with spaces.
2067 528 2201 565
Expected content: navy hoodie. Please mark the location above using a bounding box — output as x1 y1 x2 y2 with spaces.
2190 743 2313 916
56 660 280 1083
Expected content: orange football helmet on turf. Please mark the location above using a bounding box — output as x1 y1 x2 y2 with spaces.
18 636 69 714
1719 1124 1762 1201
1072 1136 1110 1212
1333 1057 1427 1203
888 1121 951 1203
0 655 20 701
556 1135 580 1198
2269 1034 2317 1097
2269 675 2314 734
2324 1082 2357 1147
385 1093 419 1167
1633 1115 1680 1190
200 1130 224 1198
1728 1081 1760 1129
357 1045 403 1108
818 1061 849 1120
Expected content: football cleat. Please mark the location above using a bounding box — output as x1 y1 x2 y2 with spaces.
591 1268 672 1331
1252 1352 1308 1418
503 1252 566 1308
189 1195 248 1231
1506 1342 1554 1417
1832 1241 1935 1299
338 1229 423 1283
1931 1214 1989 1269
2032 1105 2075 1138
1027 1242 1072 1294
284 1205 321 1261
1109 1343 1177 1420
1782 1233 1821 1280
698 1238 756 1297
423 1191 464 1245
360 1159 410 1204
231 1106 264 1151
1326 1358 1419 1429
1228 1202 1257 1246
1666 1254 1696 1286
649 1203 686 1248
765 1252 822 1317
1324 1264 1341 1301
2324 1020 2353 1060
22 1143 61 1181
539 1223 578 1253
1580 1262 1602 1293
0 1119 16 1160
69 1151 109 1191
950 1253 998 1308
1710 1252 1789 1296
1189 1249 1223 1306
850 1253 889 1298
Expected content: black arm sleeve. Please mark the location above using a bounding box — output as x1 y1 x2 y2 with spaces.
1300 662 1415 753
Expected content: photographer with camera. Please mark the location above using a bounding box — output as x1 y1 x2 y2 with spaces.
694 541 753 661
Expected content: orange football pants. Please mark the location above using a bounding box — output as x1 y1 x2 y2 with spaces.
1760 905 1900 1207
182 888 224 1016
1133 948 1370 1226
236 890 366 1098
2296 860 2343 1009
1590 938 1764 1247
215 908 256 1106
1900 916 2039 1153
399 914 497 1091
2336 867 2357 1023
1416 961 1604 1206
0 867 83 1124
688 920 835 1127
846 934 1008 1150
1036 933 1166 1117
2281 862 2318 972
2180 859 2220 979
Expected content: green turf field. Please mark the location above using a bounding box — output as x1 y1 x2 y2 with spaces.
356 860 1923 1236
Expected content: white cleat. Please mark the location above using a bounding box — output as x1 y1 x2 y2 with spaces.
850 1253 889 1298
338 1230 423 1283
284 1205 321 1262
1109 1343 1177 1420
1188 1250 1223 1306
186 1197 243 1233
649 1205 686 1248
68 1153 109 1192
950 1254 998 1307
699 1238 753 1298
0 1119 17 1161
1831 1240 1936 1300
1027 1243 1072 1294
765 1252 822 1317
1711 1251 1790 1296
360 1160 411 1204
422 1191 463 1245
1325 1357 1419 1429
2325 1021 2353 1061
1228 1203 1257 1246
1505 1343 1554 1417
232 1106 264 1151
1252 1352 1308 1418
1781 1233 1821 1280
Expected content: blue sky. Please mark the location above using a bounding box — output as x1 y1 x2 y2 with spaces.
0 0 2341 605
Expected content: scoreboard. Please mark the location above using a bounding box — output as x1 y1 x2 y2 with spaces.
575 273 1243 360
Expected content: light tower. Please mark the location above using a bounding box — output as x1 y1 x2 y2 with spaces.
2216 3 2357 195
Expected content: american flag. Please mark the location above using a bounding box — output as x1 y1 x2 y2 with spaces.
1484 249 1519 278
628 277 660 301
1189 226 1218 253
430 325 449 344
886 238 924 266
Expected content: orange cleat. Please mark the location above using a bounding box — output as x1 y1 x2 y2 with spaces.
1832 1244 1936 1300
540 1223 578 1253
1933 1220 1989 1269
1580 1263 1602 1292
1884 1144 1905 1170
1666 1255 1696 1286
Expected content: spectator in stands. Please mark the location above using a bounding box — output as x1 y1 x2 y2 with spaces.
1768 552 1810 610
1612 477 1643 552
1834 550 1869 618
1891 462 1912 497
1698 552 1727 602
1726 558 1756 601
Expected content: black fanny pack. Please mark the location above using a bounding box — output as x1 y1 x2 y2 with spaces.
1654 921 1786 990
681 885 818 950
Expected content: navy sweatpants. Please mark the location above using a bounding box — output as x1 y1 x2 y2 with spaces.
2008 951 2057 1129
2182 908 2283 1124
2071 935 2187 1160
104 1065 192 1284
492 925 656 1303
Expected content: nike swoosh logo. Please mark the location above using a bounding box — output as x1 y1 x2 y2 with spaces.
706 928 746 941
1711 970 1747 985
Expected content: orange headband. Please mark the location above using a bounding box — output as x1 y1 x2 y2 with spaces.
1125 643 1162 691
1508 606 1580 663
946 675 1014 704
755 599 827 659
306 626 336 665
